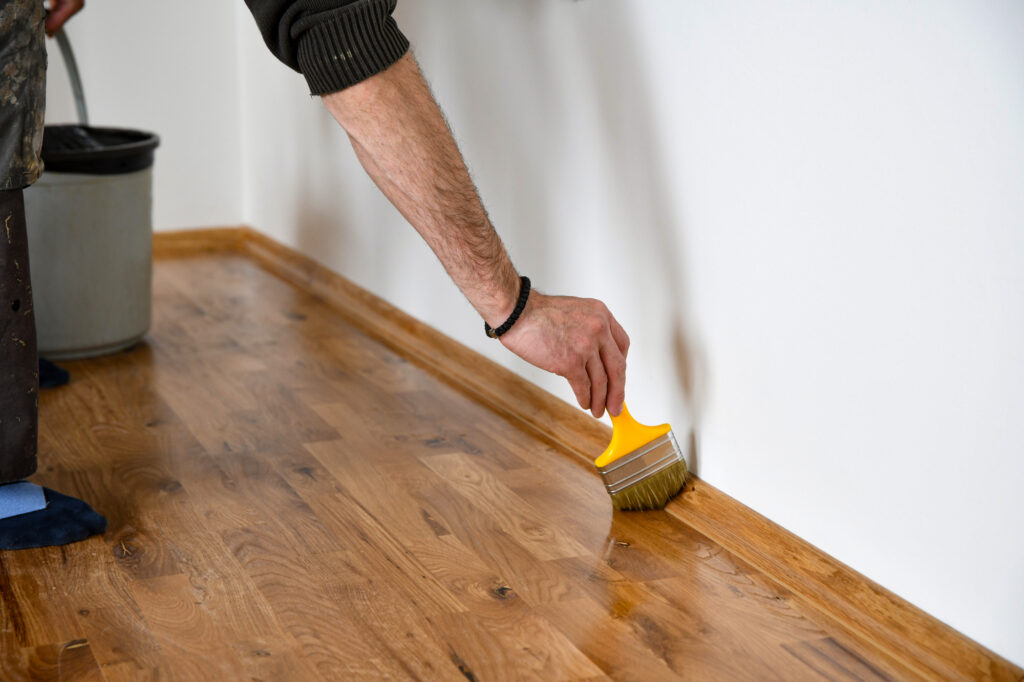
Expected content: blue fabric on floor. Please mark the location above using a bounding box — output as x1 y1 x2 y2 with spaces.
0 487 106 550
38 357 70 389
0 481 47 519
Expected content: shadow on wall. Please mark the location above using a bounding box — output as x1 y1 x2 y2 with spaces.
566 4 707 472
293 106 352 274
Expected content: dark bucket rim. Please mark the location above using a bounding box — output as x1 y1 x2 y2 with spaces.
42 124 160 163
41 124 159 175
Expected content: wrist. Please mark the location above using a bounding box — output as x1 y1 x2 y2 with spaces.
481 269 522 329
498 289 539 345
484 276 531 339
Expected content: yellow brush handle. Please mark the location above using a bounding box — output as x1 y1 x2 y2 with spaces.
594 403 671 468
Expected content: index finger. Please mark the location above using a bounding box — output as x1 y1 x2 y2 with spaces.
600 338 627 417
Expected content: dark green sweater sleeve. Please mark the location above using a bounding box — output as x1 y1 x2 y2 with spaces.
244 0 410 95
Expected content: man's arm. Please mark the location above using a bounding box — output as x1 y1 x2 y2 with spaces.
322 53 628 418
242 0 628 417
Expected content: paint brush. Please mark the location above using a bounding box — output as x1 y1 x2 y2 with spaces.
595 404 688 511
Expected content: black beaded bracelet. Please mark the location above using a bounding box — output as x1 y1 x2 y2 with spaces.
485 276 531 339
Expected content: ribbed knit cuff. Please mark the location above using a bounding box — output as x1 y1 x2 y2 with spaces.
296 0 410 95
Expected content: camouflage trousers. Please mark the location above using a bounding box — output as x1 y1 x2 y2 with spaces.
0 0 45 481
1 0 46 191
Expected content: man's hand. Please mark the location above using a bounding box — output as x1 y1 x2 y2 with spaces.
499 293 629 419
45 0 84 37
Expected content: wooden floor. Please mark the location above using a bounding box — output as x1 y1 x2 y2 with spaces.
0 252 979 680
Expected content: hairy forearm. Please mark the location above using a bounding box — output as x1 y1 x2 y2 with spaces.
322 52 520 326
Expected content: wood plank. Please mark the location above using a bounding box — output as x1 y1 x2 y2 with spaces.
782 637 892 682
0 584 28 678
130 573 247 679
20 640 104 682
72 605 167 681
420 451 591 562
307 549 472 682
535 596 683 682
220 524 384 679
432 609 605 682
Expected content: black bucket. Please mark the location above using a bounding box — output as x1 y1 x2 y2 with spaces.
41 125 159 175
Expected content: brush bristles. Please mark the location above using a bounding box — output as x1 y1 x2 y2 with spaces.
608 460 688 511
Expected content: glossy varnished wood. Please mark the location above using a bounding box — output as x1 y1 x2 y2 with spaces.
0 229 1016 680
232 227 1021 681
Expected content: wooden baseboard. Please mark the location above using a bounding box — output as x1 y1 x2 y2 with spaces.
154 227 1023 681
152 226 246 258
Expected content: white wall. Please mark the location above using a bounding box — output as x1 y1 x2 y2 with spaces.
44 0 1024 664
627 0 1024 664
45 0 243 230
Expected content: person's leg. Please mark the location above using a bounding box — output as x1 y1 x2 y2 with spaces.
0 189 39 481
0 189 106 549
0 0 105 549
1 0 49 483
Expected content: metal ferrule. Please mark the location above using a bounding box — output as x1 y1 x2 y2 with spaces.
597 431 682 496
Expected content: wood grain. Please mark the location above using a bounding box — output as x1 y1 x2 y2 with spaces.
226 226 1020 681
150 226 244 259
0 229 1014 680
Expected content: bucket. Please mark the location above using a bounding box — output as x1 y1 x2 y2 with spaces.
22 30 160 359
24 126 159 359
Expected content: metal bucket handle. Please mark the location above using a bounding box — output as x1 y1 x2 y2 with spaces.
54 29 88 125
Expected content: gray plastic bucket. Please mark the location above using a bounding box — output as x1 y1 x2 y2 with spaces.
23 124 159 359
